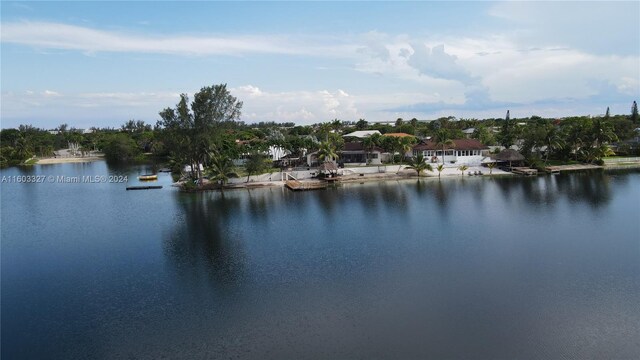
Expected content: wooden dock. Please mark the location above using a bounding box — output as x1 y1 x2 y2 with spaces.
126 185 163 190
545 164 602 173
511 167 538 176
285 180 328 191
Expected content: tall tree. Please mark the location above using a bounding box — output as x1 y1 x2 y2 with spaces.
631 101 638 124
244 152 269 182
542 125 564 164
591 115 617 147
158 84 242 184
433 129 454 166
355 118 368 130
498 109 517 148
362 133 380 164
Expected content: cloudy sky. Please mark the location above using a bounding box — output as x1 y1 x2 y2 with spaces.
1 1 638 129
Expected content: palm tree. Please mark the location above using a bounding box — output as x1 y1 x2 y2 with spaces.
406 154 433 178
397 136 417 172
207 150 236 188
317 123 332 142
487 162 497 175
436 164 444 179
458 164 469 176
542 125 564 164
14 136 33 162
434 129 455 166
591 116 617 147
581 144 615 164
362 134 379 164
317 142 338 163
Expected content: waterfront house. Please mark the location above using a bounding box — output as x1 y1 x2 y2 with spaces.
413 139 488 165
340 141 386 165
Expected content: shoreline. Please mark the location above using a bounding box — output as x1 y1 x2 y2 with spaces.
176 163 640 192
178 169 516 192
36 156 105 165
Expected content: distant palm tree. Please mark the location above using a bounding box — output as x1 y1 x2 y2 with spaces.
436 164 445 179
458 164 469 176
406 154 433 178
434 129 455 166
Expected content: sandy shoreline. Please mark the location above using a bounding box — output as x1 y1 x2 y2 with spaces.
179 168 515 192
36 156 105 165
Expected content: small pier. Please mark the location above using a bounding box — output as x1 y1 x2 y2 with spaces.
545 164 602 173
511 167 538 176
126 185 163 190
285 180 328 191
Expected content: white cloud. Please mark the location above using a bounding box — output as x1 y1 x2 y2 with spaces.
43 90 61 97
0 21 358 57
407 43 473 84
488 1 639 56
230 86 360 123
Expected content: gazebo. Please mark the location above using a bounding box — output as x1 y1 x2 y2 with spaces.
495 149 525 168
318 161 338 178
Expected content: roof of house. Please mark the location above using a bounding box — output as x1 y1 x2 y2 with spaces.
342 130 382 138
383 132 415 138
413 138 488 151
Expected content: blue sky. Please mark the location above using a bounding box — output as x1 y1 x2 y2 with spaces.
1 1 639 129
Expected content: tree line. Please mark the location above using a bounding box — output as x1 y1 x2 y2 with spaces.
1 84 638 180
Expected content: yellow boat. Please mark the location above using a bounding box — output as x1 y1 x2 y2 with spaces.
138 174 158 181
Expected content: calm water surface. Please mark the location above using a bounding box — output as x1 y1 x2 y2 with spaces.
2 162 639 359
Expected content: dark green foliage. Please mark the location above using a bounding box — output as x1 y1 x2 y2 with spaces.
157 84 243 182
102 134 141 162
244 153 270 182
406 154 433 177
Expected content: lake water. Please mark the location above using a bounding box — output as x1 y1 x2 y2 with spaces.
2 162 639 359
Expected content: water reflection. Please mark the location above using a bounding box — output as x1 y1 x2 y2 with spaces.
163 192 247 294
493 171 613 210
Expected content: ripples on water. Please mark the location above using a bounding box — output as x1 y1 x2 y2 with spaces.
1 164 639 359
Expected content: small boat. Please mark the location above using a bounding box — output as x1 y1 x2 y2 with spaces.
138 174 158 181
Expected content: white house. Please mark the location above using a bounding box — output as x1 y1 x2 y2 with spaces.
413 139 489 166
